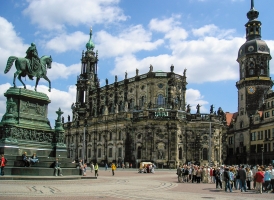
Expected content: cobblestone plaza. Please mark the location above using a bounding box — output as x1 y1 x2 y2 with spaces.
0 168 273 200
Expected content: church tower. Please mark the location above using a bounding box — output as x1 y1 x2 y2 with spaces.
74 29 99 120
236 0 273 120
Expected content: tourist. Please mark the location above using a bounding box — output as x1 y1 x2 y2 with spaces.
238 165 247 192
246 167 253 190
22 152 30 167
0 154 6 176
215 168 222 189
224 167 232 192
54 158 63 176
105 163 108 171
196 167 202 183
177 165 182 183
94 163 99 177
111 163 116 176
254 167 264 194
270 165 274 193
30 153 39 165
263 167 271 193
90 162 94 173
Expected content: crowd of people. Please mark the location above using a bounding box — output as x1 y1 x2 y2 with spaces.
176 164 274 194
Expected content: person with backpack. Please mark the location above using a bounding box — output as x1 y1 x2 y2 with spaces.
0 154 6 176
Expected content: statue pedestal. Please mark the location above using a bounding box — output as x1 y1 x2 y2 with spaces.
0 88 76 176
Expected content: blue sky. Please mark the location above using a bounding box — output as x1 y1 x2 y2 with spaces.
0 0 274 125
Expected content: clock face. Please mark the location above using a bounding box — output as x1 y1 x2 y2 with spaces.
247 86 256 94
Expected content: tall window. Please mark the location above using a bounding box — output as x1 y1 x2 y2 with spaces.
229 136 234 145
129 98 134 109
137 146 142 159
179 147 182 159
157 94 165 106
140 96 145 107
118 147 122 157
250 132 256 141
88 149 91 157
109 132 112 140
108 148 112 158
79 149 82 158
98 148 101 157
202 148 208 160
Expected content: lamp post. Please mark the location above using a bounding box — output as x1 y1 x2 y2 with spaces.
261 146 264 166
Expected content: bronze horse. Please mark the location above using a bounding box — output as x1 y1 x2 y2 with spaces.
4 55 52 92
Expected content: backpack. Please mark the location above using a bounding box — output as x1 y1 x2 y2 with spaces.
4 158 7 164
184 169 189 175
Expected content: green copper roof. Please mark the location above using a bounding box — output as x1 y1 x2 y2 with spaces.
86 28 95 51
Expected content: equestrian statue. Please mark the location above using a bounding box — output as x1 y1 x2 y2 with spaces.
4 43 52 92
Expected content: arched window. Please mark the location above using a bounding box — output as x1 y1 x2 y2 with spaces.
137 146 142 159
214 149 218 161
157 94 165 106
140 96 145 107
179 147 182 159
109 132 112 140
119 101 123 111
202 148 208 160
129 98 134 110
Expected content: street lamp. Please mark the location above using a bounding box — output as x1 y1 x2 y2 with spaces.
261 146 264 166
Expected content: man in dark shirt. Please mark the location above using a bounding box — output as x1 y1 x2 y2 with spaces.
238 165 247 192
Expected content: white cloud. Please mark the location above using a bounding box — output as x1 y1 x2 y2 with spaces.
266 40 274 75
110 34 245 83
45 31 88 53
23 0 127 31
165 27 188 43
0 17 28 75
47 62 80 81
192 24 235 39
0 83 13 117
186 88 208 113
96 25 164 58
149 15 181 33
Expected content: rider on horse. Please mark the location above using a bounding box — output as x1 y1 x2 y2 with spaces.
25 43 41 79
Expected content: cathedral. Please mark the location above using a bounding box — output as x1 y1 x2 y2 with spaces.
63 0 274 168
63 28 226 168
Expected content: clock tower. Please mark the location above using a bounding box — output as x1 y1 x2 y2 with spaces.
236 0 273 119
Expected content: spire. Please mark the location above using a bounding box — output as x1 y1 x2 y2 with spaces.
247 0 259 21
86 28 95 51
245 0 261 41
251 0 254 9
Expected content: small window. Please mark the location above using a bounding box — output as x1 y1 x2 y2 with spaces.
249 69 254 75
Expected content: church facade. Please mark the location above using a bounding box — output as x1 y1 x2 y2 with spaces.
63 29 226 168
